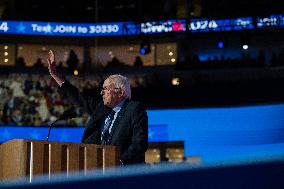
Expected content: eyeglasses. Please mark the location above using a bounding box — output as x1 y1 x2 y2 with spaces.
100 87 120 94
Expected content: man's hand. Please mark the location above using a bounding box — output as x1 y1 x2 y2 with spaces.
47 50 65 86
47 50 57 77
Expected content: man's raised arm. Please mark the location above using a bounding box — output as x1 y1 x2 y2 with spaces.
47 50 65 86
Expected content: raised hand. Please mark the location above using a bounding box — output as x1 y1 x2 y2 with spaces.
47 50 65 85
47 50 55 64
47 50 57 77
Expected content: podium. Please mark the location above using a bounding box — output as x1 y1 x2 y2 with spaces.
0 139 120 181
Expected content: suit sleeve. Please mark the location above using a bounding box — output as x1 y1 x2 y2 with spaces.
120 104 148 164
58 81 100 114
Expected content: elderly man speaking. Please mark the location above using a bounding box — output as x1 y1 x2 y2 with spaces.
47 50 148 165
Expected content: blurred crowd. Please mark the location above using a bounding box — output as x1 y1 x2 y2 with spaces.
0 74 103 126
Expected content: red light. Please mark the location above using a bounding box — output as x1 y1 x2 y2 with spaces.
172 22 184 31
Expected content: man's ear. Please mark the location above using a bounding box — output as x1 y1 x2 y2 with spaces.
119 90 125 98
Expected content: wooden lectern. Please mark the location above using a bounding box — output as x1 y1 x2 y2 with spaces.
0 139 120 181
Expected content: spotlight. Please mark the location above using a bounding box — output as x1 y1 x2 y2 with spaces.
139 43 151 55
172 78 180 86
73 69 79 76
240 33 251 50
242 45 248 50
218 41 224 49
139 48 146 55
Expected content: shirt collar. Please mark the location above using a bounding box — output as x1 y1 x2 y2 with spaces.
112 98 126 113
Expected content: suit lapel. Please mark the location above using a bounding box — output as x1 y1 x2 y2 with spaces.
90 102 111 126
108 100 129 143
82 105 110 143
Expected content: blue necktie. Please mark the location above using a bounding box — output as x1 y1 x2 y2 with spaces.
101 110 116 144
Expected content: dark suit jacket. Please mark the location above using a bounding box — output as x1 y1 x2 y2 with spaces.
58 81 148 164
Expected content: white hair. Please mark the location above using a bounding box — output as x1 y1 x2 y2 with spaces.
106 74 131 99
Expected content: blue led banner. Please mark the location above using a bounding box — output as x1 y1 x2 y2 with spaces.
231 17 255 30
0 13 283 37
0 124 168 143
280 14 284 27
188 17 254 32
257 15 279 28
256 14 284 28
0 20 138 36
141 19 187 34
122 22 141 35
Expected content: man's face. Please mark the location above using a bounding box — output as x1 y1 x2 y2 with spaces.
101 79 123 108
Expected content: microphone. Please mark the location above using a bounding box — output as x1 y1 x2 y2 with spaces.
46 107 78 141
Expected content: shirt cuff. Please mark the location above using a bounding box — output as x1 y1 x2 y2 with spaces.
59 81 65 87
